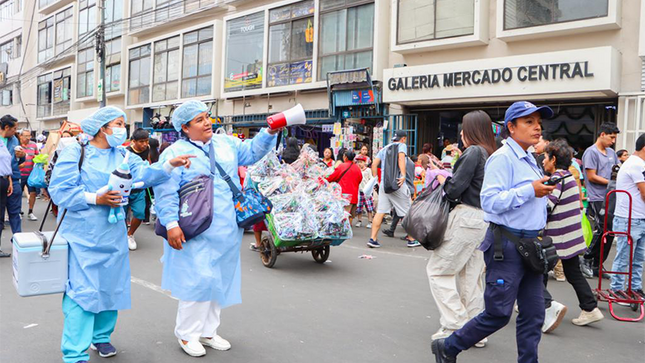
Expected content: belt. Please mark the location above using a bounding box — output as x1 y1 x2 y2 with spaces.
489 223 540 238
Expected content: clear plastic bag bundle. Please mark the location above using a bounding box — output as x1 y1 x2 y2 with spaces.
273 212 318 240
248 152 282 182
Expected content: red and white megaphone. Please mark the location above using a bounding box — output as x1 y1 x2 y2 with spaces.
267 104 306 129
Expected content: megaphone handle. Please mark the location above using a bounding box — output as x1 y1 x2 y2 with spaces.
276 130 282 151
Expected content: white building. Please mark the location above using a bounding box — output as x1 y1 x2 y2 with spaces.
0 0 644 153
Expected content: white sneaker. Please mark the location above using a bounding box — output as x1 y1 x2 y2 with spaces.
128 235 137 251
542 301 567 333
355 220 362 228
431 327 455 341
199 335 231 351
572 307 604 326
28 213 37 221
178 339 206 357
366 223 372 229
474 337 488 348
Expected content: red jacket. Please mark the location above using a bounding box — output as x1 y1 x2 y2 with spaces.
326 161 363 204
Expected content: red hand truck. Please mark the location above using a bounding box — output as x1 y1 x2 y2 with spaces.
594 189 645 322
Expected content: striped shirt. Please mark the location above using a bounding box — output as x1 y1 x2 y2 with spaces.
19 142 38 177
544 170 587 259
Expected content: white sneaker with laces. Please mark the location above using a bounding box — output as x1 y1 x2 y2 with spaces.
127 235 137 251
355 220 362 228
542 301 567 333
366 223 372 229
199 335 231 351
474 337 488 348
28 213 37 221
178 339 206 357
572 307 604 326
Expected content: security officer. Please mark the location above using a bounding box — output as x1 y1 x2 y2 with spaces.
432 101 556 363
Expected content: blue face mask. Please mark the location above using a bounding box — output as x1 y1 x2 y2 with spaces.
104 127 127 147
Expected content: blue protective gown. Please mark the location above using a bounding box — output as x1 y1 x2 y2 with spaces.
49 142 171 313
154 129 276 306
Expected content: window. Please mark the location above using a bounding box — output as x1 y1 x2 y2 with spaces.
182 27 213 98
184 0 214 13
104 0 123 93
267 1 314 87
152 36 180 101
14 35 21 58
128 44 151 105
1 0 19 20
37 68 71 118
397 0 474 44
53 68 71 116
318 0 374 80
76 44 94 98
79 0 97 36
224 12 264 92
37 74 52 118
130 0 153 32
55 8 73 55
38 7 74 63
504 0 609 30
155 0 182 22
39 0 55 8
1 87 12 106
0 41 11 64
37 17 54 63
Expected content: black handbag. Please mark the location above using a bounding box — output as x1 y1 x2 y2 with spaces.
492 224 559 275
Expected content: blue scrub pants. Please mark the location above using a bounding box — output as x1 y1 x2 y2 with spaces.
6 181 22 233
61 294 118 363
444 229 545 363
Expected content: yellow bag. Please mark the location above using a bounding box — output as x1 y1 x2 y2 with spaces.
582 214 593 247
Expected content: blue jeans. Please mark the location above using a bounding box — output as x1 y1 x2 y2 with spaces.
610 216 645 291
5 181 22 233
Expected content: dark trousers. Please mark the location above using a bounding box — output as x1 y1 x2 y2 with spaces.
388 210 402 231
144 188 152 223
543 256 598 311
445 229 544 363
5 181 22 234
585 201 613 268
0 177 8 242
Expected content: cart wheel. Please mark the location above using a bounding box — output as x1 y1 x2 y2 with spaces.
631 303 639 312
260 235 277 268
312 245 330 264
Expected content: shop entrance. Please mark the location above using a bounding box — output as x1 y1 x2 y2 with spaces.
412 99 618 158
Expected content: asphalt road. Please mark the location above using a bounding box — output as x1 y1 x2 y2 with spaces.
1 200 643 363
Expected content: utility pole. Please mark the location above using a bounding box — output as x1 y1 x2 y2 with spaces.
96 0 106 107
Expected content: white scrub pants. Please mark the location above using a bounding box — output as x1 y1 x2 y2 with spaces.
175 300 221 342
426 204 487 331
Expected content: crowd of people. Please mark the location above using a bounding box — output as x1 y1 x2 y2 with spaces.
0 97 644 363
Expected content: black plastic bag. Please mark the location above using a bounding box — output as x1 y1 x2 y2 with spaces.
402 185 450 250
383 144 401 194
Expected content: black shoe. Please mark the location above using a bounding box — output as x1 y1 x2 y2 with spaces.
592 268 610 279
0 250 10 258
382 229 395 238
632 289 645 300
431 339 457 363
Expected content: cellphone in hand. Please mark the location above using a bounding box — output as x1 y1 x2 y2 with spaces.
544 175 566 186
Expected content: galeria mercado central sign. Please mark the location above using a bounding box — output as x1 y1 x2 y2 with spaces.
387 61 594 91
382 47 621 104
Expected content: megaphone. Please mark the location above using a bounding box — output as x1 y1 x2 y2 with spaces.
267 104 306 129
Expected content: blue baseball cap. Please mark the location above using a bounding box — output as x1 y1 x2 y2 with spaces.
504 101 554 124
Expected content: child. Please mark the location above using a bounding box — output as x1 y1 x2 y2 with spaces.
355 155 374 228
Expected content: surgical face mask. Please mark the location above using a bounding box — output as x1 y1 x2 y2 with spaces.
104 127 127 147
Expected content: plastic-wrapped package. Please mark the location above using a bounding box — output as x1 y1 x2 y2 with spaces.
317 210 353 239
248 152 282 182
273 212 318 240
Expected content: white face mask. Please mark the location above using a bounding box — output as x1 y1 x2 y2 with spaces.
104 127 127 147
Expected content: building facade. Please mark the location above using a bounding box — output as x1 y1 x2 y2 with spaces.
0 0 643 152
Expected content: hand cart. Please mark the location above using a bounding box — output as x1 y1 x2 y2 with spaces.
259 213 347 268
594 190 645 322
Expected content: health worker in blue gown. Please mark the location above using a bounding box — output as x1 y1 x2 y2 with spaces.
49 106 194 363
153 100 280 358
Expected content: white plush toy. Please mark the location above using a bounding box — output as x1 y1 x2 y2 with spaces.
96 152 144 223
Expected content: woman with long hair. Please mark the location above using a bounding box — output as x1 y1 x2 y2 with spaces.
322 147 334 167
428 110 497 346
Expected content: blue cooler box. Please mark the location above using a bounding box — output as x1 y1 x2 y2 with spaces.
12 231 68 297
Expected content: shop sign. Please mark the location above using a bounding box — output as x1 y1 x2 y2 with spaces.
351 90 374 104
383 47 620 104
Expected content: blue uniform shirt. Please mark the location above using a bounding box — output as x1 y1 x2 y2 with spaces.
479 137 547 249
